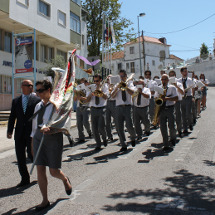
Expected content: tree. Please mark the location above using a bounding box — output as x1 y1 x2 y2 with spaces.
200 43 209 60
45 55 67 79
82 0 135 57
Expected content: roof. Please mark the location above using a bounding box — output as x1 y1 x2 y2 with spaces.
124 36 171 46
104 51 124 61
169 54 184 61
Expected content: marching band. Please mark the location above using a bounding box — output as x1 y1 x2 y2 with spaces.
74 67 209 152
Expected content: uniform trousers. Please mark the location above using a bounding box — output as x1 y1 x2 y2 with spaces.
181 96 193 130
175 100 182 133
76 106 91 140
106 100 116 139
133 106 150 138
91 107 107 147
159 106 176 147
149 97 155 123
115 105 136 147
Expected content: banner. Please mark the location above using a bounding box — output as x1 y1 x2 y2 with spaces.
15 36 33 73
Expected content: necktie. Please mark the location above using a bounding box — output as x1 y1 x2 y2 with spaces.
37 104 45 126
137 92 141 105
23 95 29 114
121 91 126 102
182 78 187 89
95 96 100 105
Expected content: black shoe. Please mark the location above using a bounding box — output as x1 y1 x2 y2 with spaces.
35 201 50 211
178 131 182 138
131 140 136 147
162 146 172 152
103 140 107 147
76 139 85 144
16 180 30 188
137 136 142 141
65 177 72 195
183 129 188 134
88 132 93 138
107 137 113 142
170 140 176 146
69 138 75 146
189 125 193 131
144 131 150 136
120 147 127 152
95 147 102 151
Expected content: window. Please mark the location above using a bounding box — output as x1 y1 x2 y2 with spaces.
58 10 66 27
47 47 54 62
70 12 81 34
126 63 129 72
0 76 12 94
4 32 12 53
40 44 47 62
82 35 84 46
72 0 81 5
16 78 24 93
130 62 135 73
80 59 84 69
118 63 122 71
17 0 29 6
0 75 2 93
152 60 155 66
57 50 67 62
130 47 134 54
39 0 50 17
0 29 2 50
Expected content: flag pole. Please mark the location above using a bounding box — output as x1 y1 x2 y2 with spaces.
102 14 104 78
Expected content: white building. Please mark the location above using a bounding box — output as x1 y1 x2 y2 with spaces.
0 0 85 110
104 36 184 78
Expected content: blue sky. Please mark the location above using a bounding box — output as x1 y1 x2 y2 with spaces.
119 0 215 60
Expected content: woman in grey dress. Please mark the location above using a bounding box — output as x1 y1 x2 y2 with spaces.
31 80 72 211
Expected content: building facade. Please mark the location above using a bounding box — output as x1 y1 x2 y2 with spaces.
0 0 83 110
104 36 184 78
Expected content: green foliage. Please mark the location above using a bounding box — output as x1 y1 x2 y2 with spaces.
200 43 209 59
82 0 135 57
45 55 67 79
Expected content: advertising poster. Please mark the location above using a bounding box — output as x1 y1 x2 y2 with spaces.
15 36 33 73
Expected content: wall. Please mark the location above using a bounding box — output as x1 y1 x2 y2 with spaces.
9 0 71 44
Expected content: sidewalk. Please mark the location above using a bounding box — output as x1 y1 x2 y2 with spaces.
0 111 77 153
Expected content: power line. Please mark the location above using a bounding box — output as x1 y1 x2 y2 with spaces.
145 13 215 35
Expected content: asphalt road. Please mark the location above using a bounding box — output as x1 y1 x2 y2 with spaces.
1 87 215 215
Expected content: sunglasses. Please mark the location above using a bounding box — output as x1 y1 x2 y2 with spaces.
94 80 100 82
36 88 46 93
22 84 33 87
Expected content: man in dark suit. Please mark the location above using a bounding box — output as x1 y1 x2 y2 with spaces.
7 80 40 187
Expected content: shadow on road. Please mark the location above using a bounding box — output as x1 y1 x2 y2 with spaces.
0 181 37 199
63 148 102 162
2 198 69 215
203 160 215 166
86 149 133 165
102 169 215 214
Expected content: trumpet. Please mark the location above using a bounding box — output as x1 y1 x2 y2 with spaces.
94 89 104 97
118 73 135 91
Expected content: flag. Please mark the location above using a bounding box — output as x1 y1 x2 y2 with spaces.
46 49 76 134
110 22 116 44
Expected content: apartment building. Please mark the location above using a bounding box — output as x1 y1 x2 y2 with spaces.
0 0 84 110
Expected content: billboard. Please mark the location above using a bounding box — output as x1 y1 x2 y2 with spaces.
15 37 33 73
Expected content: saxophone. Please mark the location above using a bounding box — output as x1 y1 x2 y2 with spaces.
152 88 167 126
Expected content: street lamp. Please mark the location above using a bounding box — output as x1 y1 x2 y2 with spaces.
137 12 145 76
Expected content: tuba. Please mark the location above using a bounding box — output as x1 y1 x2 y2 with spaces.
75 84 87 104
152 88 167 126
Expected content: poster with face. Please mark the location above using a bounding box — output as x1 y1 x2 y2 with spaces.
15 37 33 73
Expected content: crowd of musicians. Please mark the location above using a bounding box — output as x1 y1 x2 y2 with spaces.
74 67 209 152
